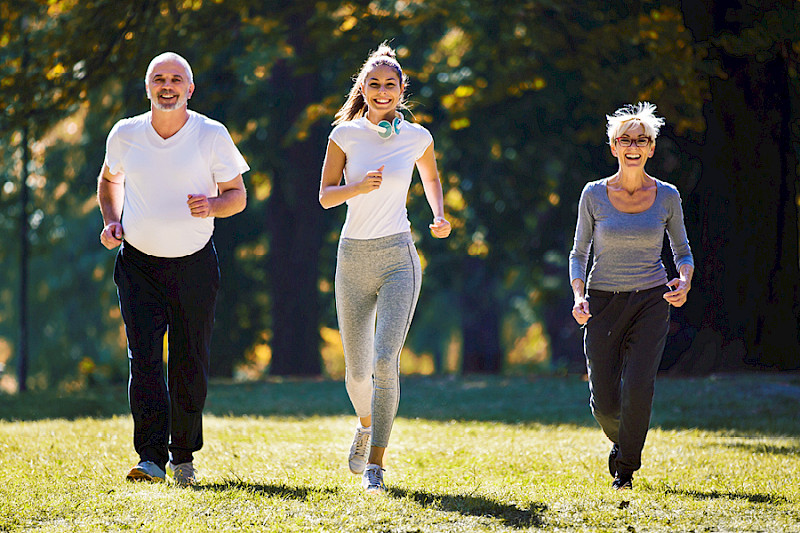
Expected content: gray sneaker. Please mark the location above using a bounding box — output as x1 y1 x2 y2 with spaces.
348 426 371 474
126 461 166 482
167 461 197 487
361 464 386 494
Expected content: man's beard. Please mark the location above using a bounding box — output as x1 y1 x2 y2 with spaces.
149 91 189 111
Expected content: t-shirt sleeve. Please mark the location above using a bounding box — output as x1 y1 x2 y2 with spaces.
210 126 250 183
414 127 434 160
329 124 349 152
104 122 125 175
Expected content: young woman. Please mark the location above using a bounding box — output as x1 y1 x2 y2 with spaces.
569 102 694 491
319 44 451 494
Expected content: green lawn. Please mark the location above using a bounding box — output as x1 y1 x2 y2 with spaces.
1 373 799 532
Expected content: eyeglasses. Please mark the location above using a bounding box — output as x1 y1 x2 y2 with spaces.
615 137 652 148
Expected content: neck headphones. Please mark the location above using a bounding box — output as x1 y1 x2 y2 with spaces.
365 114 403 139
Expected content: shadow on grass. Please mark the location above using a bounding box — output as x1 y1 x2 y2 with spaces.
389 487 547 529
199 480 340 499
666 488 788 505
721 441 800 456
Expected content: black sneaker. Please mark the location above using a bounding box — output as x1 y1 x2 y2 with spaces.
612 472 633 491
608 444 619 478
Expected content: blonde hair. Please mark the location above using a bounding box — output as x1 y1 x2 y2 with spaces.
606 102 665 145
333 43 409 125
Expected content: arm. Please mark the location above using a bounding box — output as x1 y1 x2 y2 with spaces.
415 142 451 239
568 186 593 324
663 191 694 307
571 278 591 325
187 174 247 218
664 263 693 307
318 139 383 209
97 163 125 249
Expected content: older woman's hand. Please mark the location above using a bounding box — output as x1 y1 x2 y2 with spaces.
664 278 690 307
572 298 592 325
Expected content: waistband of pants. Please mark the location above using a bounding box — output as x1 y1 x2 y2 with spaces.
587 284 668 298
338 231 414 252
121 238 215 265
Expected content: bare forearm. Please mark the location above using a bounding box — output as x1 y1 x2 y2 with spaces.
97 176 124 225
209 188 247 218
421 178 445 219
571 278 586 301
319 182 367 209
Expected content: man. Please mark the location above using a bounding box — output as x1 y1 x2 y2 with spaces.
97 52 248 486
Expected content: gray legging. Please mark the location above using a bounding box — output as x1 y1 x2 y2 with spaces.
335 232 422 448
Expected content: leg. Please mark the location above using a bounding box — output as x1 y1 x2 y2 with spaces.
583 291 627 444
616 290 670 474
369 239 422 455
335 240 380 421
166 244 220 465
114 248 169 469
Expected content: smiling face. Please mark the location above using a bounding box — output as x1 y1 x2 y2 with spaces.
146 59 194 112
610 123 654 170
361 64 404 121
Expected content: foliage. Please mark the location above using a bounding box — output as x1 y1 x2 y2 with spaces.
0 0 798 386
1 374 799 531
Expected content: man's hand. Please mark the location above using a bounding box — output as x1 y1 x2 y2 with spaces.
100 222 124 249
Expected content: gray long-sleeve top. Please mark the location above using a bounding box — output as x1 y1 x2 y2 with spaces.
568 178 694 292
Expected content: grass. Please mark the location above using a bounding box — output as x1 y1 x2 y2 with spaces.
1 373 799 532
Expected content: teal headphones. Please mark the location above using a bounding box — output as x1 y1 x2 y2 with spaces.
364 114 403 139
377 116 402 139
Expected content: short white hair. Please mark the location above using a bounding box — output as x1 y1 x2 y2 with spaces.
606 102 665 145
144 52 194 86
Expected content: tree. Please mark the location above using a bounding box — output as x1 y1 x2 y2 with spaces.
678 0 800 370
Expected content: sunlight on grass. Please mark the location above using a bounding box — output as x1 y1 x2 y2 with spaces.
1 374 799 532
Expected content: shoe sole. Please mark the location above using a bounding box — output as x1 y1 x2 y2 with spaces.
126 470 164 482
349 463 366 475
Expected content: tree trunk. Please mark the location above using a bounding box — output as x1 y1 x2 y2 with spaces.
265 14 325 376
679 0 800 371
460 257 503 373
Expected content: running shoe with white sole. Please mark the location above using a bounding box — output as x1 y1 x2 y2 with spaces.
362 464 386 494
348 426 371 474
167 461 197 487
126 461 166 482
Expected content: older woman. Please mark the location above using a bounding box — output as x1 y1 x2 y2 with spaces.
568 102 694 490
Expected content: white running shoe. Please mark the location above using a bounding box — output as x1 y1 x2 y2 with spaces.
167 461 197 487
362 464 386 494
348 426 371 474
125 461 166 482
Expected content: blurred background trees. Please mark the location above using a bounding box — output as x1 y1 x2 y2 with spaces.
1 0 798 392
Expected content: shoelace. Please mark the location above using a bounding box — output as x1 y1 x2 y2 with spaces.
353 429 370 456
365 466 384 489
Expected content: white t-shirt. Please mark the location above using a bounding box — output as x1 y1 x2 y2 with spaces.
329 116 433 240
104 110 249 257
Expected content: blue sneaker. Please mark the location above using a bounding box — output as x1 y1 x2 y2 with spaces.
126 461 166 482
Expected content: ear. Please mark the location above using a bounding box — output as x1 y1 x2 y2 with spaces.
187 83 195 99
610 143 618 158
